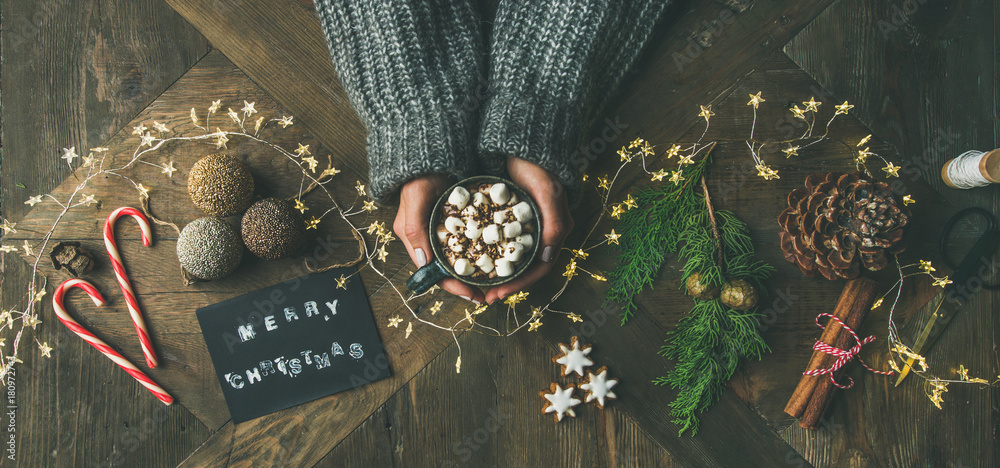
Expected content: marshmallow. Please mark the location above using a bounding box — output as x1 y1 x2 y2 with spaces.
445 216 465 235
453 258 475 276
503 221 522 238
512 201 534 222
436 226 450 242
503 242 525 263
471 192 488 207
476 255 495 273
482 224 501 244
447 236 464 253
465 220 483 240
495 258 515 277
489 183 510 205
508 193 519 205
493 210 510 224
448 186 470 210
515 233 534 249
461 205 478 218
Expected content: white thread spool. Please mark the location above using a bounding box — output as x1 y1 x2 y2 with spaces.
941 149 1000 189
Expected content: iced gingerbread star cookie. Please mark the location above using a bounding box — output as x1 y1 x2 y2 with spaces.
553 336 593 377
541 383 581 422
579 366 618 408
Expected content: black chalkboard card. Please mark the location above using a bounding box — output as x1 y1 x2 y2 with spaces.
196 267 392 423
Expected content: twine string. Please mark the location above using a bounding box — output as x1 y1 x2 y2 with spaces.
803 313 894 389
946 150 990 189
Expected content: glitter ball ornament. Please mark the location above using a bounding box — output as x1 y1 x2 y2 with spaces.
241 197 307 260
176 217 243 280
188 153 255 217
720 279 758 311
684 271 720 300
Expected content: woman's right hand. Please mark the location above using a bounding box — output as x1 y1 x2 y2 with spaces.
394 174 486 304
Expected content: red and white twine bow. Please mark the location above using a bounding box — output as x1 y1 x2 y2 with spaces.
803 313 894 389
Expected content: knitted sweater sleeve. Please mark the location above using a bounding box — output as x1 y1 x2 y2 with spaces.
479 0 667 188
314 0 485 203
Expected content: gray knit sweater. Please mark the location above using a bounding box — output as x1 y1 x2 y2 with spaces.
315 0 667 203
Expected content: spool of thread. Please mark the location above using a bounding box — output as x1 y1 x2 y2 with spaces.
941 149 1000 189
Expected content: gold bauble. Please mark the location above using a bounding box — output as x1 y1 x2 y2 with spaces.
685 272 720 300
720 279 758 311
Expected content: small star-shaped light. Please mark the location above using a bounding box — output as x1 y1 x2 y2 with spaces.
1 219 16 235
782 146 800 158
628 138 644 149
24 195 43 207
24 314 41 329
871 298 884 310
227 108 240 123
321 167 341 178
387 316 403 328
294 199 307 213
356 181 367 196
755 164 780 181
581 174 589 182
362 200 378 212
140 132 156 147
857 147 873 163
405 321 413 339
294 143 311 157
802 97 821 112
278 116 294 128
215 129 229 149
91 147 108 153
640 141 654 157
747 91 765 109
617 147 632 163
32 288 46 303
568 313 583 323
590 272 607 281
208 100 222 113
882 162 901 177
22 240 34 257
528 320 543 332
335 274 348 289
857 134 872 147
161 161 177 177
698 105 715 122
563 259 578 280
301 156 319 172
610 204 625 219
790 105 806 120
530 306 543 318
80 194 97 206
241 101 257 116
61 147 79 165
669 170 685 185
606 229 621 245
597 176 611 191
132 124 148 136
919 260 935 273
429 301 443 315
834 101 854 115
367 221 385 235
136 184 150 197
623 194 638 209
305 216 321 230
932 276 953 287
152 121 170 133
903 195 915 206
377 245 389 262
504 291 529 307
254 116 265 133
571 249 589 259
665 144 682 158
190 107 200 126
82 153 97 168
0 245 17 253
39 342 53 358
650 169 668 182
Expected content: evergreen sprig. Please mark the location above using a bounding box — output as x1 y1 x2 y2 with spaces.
605 156 774 436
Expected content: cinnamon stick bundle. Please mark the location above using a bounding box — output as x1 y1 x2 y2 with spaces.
784 277 878 429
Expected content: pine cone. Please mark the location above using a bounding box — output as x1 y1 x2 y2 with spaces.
778 172 909 280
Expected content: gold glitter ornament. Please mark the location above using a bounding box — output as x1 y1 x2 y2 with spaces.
188 153 255 217
684 272 720 300
719 279 758 311
241 198 307 260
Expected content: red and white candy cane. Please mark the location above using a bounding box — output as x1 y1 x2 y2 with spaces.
104 207 158 368
52 278 173 405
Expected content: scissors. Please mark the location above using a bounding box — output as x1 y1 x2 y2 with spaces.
894 207 1000 386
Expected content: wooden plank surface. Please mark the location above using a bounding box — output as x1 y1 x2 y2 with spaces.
0 1 212 466
783 1 999 466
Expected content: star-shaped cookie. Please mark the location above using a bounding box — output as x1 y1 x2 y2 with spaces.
579 366 618 408
553 336 593 377
541 383 581 422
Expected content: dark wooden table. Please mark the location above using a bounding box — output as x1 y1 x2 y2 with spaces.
1 0 997 466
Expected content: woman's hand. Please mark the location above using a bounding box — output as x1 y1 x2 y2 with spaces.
394 174 486 304
484 157 574 304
